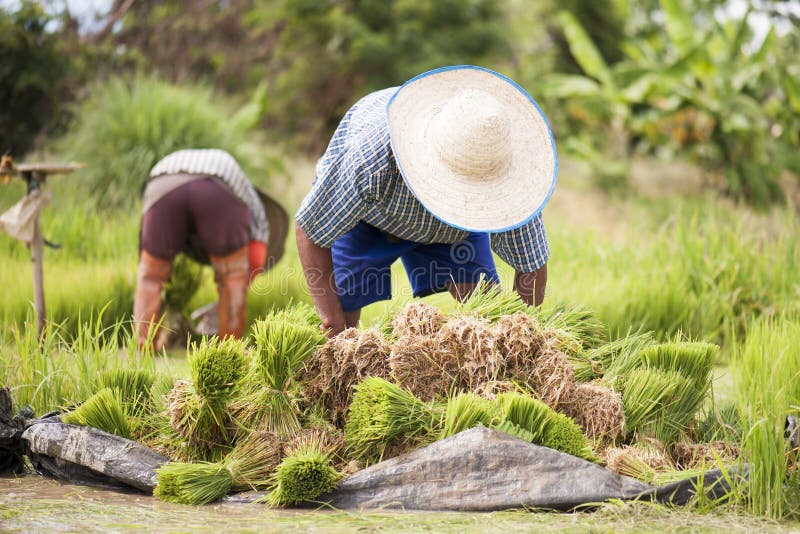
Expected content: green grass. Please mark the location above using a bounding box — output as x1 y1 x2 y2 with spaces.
733 316 800 519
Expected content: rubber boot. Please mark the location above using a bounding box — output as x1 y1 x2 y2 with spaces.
210 246 249 339
133 251 173 351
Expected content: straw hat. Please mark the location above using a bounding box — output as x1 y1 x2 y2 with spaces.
387 65 557 232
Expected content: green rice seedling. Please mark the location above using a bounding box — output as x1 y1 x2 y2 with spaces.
154 462 232 505
573 330 655 382
495 392 553 443
620 368 682 439
529 301 609 350
267 444 343 506
61 388 132 439
540 411 597 461
455 278 528 323
440 392 497 439
97 368 155 413
344 377 437 464
163 254 204 315
234 318 324 436
168 337 247 448
266 301 322 328
150 374 176 413
493 419 538 443
153 430 281 505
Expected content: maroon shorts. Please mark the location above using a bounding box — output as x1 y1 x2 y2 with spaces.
140 177 251 260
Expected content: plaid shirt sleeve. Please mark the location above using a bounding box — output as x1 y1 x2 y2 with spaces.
490 213 550 272
295 109 368 248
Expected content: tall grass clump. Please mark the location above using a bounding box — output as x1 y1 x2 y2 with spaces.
733 317 800 519
0 313 154 415
61 75 256 209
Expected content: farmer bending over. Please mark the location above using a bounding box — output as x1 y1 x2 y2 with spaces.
296 66 557 337
134 149 277 350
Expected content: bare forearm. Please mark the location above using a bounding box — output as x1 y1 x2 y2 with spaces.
295 222 345 336
513 263 547 307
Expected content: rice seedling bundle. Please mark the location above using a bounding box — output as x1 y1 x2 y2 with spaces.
436 316 501 392
266 301 322 328
529 301 609 350
389 336 458 401
560 382 626 443
154 430 281 505
97 368 155 412
301 328 391 424
440 392 497 439
455 280 528 323
603 444 672 483
234 318 324 436
391 301 443 338
671 440 739 470
540 411 597 461
344 377 437 464
165 337 248 448
494 312 550 370
491 392 595 460
267 444 343 506
526 340 576 409
620 368 687 442
572 331 655 382
61 387 132 439
697 402 742 443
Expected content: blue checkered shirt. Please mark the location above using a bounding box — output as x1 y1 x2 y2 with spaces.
295 88 550 273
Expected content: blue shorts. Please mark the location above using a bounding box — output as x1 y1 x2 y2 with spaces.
331 222 500 312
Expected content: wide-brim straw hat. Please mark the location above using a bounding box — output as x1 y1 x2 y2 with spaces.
387 65 558 232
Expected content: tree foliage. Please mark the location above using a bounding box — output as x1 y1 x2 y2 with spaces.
0 1 71 156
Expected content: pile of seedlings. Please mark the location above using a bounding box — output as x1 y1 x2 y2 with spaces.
42 287 739 506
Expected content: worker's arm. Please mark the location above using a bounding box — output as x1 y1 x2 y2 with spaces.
296 222 346 336
513 263 547 307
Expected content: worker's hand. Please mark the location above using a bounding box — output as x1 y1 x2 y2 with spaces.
295 222 347 338
513 264 547 307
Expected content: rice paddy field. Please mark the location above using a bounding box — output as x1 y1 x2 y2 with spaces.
2 156 800 532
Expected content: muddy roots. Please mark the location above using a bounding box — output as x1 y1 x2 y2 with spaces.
494 313 550 367
391 301 444 338
389 336 458 401
300 328 390 425
561 382 626 443
437 316 502 392
671 441 739 470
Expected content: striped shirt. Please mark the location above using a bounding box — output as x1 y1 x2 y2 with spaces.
296 88 549 272
148 149 269 242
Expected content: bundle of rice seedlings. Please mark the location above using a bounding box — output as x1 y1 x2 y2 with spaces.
671 440 739 470
154 430 281 505
150 373 176 413
529 301 609 350
454 279 528 323
267 441 343 506
391 301 443 338
473 380 518 399
166 338 247 448
301 328 390 424
97 368 155 412
61 388 132 439
437 316 501 392
389 336 458 401
344 377 436 464
525 339 576 409
572 330 655 382
560 382 626 443
440 392 497 439
492 392 595 460
234 319 324 436
494 312 550 368
620 368 684 441
540 411 597 461
265 301 322 328
604 444 672 483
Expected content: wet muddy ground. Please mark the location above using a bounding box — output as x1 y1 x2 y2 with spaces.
2 475 798 533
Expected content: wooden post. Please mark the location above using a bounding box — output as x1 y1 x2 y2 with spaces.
31 210 45 337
